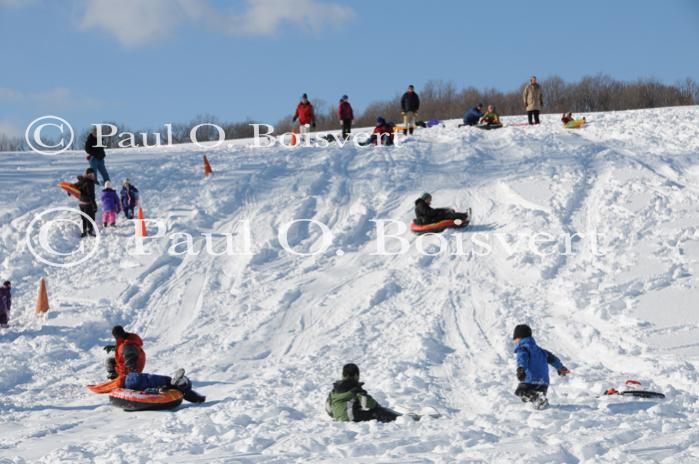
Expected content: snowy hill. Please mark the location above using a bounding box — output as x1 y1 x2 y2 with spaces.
2 107 699 463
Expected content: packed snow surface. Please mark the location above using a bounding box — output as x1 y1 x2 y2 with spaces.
2 107 699 463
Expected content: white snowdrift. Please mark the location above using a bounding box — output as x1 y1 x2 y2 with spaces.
1 107 699 463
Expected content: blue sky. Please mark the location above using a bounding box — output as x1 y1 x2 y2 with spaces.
1 0 698 137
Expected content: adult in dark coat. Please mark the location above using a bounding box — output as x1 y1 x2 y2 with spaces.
400 85 420 135
85 127 111 185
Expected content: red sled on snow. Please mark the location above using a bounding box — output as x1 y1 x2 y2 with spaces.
603 379 665 399
410 209 471 235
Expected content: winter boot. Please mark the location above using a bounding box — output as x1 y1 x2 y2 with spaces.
409 127 414 135
170 368 186 387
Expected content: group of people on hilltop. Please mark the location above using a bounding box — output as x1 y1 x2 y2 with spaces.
291 76 547 142
102 325 206 403
460 76 546 128
326 324 570 422
71 127 140 237
291 84 421 145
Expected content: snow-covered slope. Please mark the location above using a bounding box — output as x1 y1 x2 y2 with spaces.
2 107 699 463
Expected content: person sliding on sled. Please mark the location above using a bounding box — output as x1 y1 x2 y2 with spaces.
513 324 570 409
120 179 139 219
479 105 502 128
462 103 484 127
414 193 469 225
73 168 98 238
124 368 205 403
359 117 395 146
326 363 398 422
561 112 574 125
104 325 146 380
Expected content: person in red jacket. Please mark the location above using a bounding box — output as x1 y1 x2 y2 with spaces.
338 95 354 140
103 325 146 379
359 117 395 146
292 93 315 142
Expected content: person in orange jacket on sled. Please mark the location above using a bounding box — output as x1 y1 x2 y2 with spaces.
103 325 146 379
414 193 470 226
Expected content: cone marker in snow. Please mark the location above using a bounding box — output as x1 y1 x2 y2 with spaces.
136 207 148 237
35 277 49 314
290 129 297 146
203 155 213 177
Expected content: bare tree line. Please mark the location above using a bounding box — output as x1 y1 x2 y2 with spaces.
2 74 698 152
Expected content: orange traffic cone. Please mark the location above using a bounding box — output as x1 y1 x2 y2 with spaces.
290 129 297 146
136 207 148 237
36 277 49 314
203 155 213 177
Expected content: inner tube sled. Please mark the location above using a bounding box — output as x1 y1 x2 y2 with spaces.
410 218 468 234
109 388 184 411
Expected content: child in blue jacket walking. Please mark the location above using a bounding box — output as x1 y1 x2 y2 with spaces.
513 324 570 408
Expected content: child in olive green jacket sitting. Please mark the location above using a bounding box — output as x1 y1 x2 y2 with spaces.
325 363 398 422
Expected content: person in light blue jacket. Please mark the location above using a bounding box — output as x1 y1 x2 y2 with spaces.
513 324 570 404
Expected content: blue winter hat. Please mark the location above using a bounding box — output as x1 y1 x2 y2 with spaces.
301 93 308 99
341 94 348 100
376 116 386 125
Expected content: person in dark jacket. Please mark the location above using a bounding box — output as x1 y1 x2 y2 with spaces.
293 93 316 142
325 363 398 422
120 179 140 219
400 85 420 135
124 368 206 403
512 324 570 408
462 103 484 126
104 325 146 380
359 117 395 146
414 193 469 225
100 181 121 227
85 126 111 185
338 95 354 140
0 281 11 329
72 168 98 237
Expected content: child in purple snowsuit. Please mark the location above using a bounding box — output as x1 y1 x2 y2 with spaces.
100 181 121 227
0 281 11 328
120 179 140 220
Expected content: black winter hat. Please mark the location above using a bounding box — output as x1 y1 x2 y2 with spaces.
512 324 532 340
342 363 360 379
112 325 127 339
85 167 96 175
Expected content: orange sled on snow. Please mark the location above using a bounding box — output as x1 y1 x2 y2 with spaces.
87 377 124 394
410 216 469 234
109 388 184 411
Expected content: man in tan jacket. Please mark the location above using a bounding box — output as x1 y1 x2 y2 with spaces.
523 76 544 125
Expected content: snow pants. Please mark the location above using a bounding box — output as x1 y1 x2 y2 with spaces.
79 203 97 235
353 406 399 423
515 383 548 402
